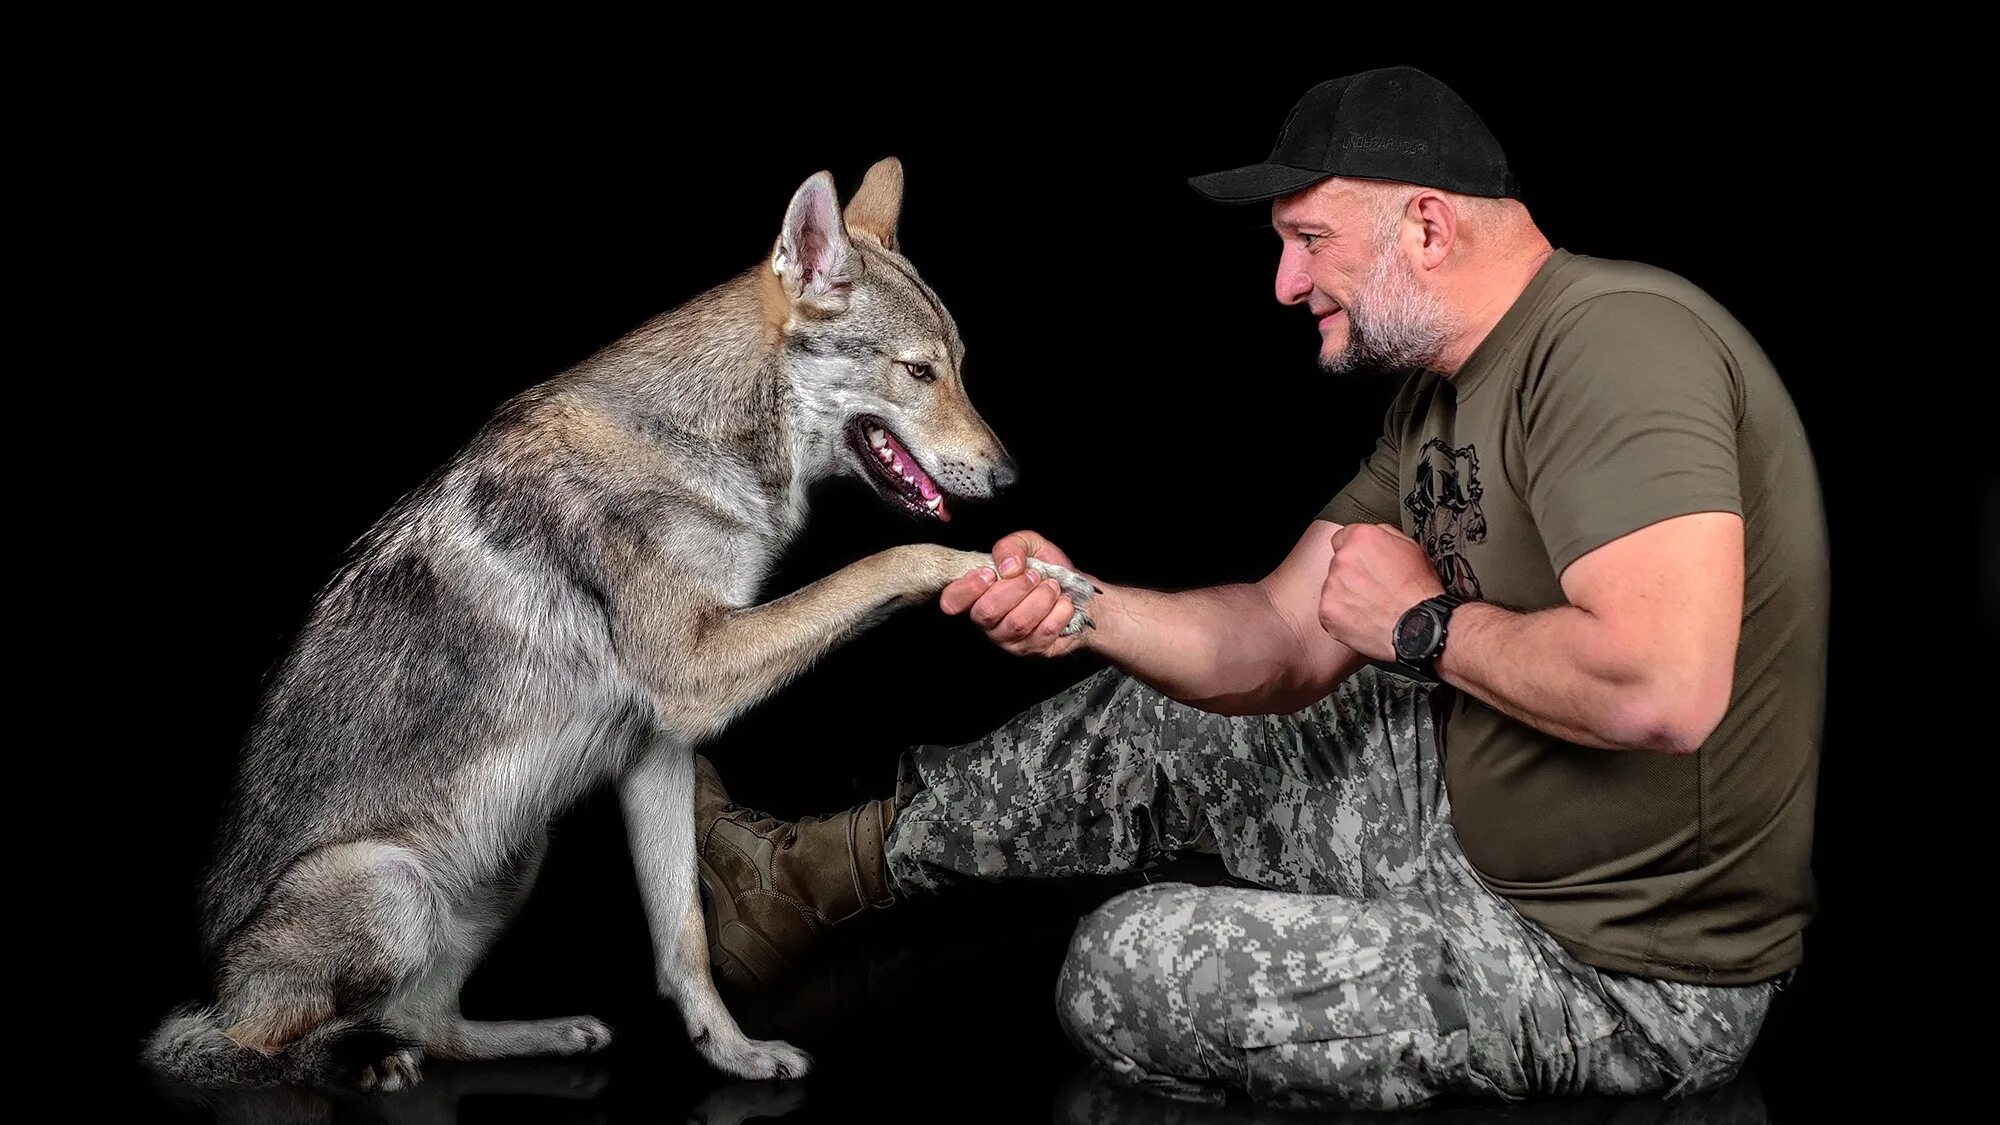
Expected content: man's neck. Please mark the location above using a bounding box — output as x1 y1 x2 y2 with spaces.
1435 242 1556 377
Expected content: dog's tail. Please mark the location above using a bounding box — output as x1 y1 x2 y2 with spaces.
142 1002 408 1089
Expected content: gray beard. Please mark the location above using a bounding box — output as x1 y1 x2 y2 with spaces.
1317 246 1459 377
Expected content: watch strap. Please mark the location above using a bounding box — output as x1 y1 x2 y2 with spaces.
1407 593 1465 678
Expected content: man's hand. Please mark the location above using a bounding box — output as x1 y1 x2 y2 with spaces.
940 531 1092 657
1315 522 1444 662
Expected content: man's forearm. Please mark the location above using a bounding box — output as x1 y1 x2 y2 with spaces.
1081 580 1340 716
1434 601 1710 753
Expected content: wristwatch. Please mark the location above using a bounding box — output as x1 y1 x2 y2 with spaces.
1392 593 1466 679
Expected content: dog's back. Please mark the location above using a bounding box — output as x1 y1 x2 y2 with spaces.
197 386 643 958
154 381 651 1084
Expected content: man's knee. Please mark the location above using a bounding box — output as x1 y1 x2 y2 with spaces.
1055 883 1477 1110
1054 885 1235 1100
1053 884 1189 1052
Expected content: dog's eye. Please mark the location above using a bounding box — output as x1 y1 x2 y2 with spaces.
901 361 937 382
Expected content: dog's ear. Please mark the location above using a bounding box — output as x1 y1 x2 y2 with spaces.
772 171 860 317
843 157 903 252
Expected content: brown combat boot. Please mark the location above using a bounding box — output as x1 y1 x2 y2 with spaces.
693 754 898 994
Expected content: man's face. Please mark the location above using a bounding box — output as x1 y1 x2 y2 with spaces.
1271 181 1456 376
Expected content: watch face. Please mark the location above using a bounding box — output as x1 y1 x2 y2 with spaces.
1395 608 1437 660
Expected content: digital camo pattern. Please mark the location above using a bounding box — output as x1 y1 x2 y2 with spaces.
1052 1056 1774 1124
887 665 1784 1110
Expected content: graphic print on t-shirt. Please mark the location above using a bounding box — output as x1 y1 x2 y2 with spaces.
1404 437 1487 600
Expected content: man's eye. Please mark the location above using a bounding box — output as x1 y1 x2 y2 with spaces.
901 361 937 382
1299 233 1321 250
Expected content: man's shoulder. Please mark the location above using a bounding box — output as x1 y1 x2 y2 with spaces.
1535 252 1738 340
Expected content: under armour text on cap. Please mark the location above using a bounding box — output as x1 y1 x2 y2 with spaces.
1187 66 1521 204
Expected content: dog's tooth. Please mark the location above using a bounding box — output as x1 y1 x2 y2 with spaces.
868 427 888 449
925 495 941 511
879 447 895 462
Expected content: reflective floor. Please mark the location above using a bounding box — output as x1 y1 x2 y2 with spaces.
141 1059 1775 1125
124 861 1828 1124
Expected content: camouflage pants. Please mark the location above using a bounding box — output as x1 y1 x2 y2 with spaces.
885 664 1784 1111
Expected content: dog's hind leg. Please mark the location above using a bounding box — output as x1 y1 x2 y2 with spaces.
398 831 615 1064
213 840 440 1090
620 737 811 1080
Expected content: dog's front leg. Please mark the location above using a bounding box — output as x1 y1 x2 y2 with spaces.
618 736 810 1081
663 543 1093 740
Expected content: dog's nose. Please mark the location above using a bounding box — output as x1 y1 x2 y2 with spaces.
988 455 1021 493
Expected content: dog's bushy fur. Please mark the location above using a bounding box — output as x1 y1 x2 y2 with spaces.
144 157 1093 1092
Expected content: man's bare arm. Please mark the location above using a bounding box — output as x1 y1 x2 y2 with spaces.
1432 512 1743 753
1317 512 1743 754
1087 522 1369 714
939 524 1367 716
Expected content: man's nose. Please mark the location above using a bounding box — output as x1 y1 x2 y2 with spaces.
1275 256 1312 306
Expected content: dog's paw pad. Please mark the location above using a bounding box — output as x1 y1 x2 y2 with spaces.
1022 558 1098 636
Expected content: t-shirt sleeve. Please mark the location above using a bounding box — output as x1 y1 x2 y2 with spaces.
1316 401 1404 527
1522 290 1744 577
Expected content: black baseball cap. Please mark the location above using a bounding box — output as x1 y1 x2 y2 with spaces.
1187 66 1521 204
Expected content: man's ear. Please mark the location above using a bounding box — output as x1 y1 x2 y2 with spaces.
843 156 903 253
772 170 860 317
1411 191 1457 269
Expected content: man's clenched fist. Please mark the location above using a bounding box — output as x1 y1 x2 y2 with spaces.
1316 522 1444 662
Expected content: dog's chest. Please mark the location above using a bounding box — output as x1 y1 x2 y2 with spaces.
711 529 786 609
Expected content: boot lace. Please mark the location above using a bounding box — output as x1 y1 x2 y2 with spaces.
727 797 801 850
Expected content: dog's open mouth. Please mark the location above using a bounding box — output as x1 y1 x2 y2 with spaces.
847 416 950 521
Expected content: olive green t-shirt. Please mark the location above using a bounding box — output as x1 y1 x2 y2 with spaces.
1319 247 1828 985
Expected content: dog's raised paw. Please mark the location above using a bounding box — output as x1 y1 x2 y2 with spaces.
1022 558 1098 636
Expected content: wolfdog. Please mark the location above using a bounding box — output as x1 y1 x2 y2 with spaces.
143 157 1094 1091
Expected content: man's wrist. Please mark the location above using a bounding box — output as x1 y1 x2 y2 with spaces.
1392 592 1464 679
1073 580 1123 654
1429 599 1491 682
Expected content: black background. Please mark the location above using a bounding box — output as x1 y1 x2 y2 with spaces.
76 43 1923 1123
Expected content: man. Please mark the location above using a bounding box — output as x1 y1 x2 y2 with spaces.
691 65 1828 1109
